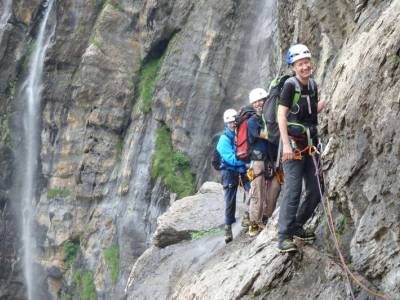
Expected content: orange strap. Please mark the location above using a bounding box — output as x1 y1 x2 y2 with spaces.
293 145 319 160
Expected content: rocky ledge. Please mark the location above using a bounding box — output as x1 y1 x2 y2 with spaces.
125 181 385 300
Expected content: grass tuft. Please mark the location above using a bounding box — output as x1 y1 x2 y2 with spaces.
138 56 164 113
47 187 71 199
64 239 80 268
73 269 97 300
191 227 223 240
151 126 194 198
115 135 124 164
104 244 119 284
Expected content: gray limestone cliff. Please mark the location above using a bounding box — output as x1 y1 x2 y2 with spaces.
0 0 399 299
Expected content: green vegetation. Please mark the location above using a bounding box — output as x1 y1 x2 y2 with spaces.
138 56 164 113
64 239 80 268
191 227 223 240
115 135 124 163
104 244 120 284
47 187 71 199
21 42 36 70
60 295 72 300
247 286 270 298
152 126 195 198
73 269 97 300
7 79 17 97
336 215 347 237
107 0 124 12
92 0 107 9
89 35 101 48
388 53 400 64
0 116 11 146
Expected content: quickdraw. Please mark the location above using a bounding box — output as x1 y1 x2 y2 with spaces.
275 167 284 185
246 167 265 182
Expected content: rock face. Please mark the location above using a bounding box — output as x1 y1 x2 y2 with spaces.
0 0 399 299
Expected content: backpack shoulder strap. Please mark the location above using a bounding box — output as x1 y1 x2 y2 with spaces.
309 78 317 98
286 76 301 107
309 78 316 90
221 132 234 145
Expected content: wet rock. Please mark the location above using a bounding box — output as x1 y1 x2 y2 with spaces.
47 266 63 279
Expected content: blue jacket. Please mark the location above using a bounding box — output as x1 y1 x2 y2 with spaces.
216 127 246 173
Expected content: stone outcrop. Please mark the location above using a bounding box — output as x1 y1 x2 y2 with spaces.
153 182 225 248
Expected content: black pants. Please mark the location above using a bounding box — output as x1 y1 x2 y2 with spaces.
278 154 321 241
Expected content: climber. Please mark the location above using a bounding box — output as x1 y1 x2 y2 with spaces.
276 44 326 253
216 109 250 244
246 89 281 237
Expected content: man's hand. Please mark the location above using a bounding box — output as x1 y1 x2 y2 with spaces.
259 130 267 139
317 100 326 113
281 143 294 162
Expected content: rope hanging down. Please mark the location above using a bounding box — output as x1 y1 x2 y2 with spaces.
311 150 391 300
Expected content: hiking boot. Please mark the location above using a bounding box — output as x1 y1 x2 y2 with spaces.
248 224 260 237
225 225 233 244
241 212 250 228
293 228 316 242
277 239 297 253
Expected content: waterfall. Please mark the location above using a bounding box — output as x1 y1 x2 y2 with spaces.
19 0 55 299
0 0 12 42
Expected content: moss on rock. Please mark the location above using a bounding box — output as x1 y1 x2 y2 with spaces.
152 126 194 198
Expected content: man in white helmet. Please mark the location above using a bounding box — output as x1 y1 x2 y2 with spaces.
216 109 249 243
276 44 326 253
246 88 280 236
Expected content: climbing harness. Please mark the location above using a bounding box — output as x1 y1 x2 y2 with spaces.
311 150 391 300
246 161 265 182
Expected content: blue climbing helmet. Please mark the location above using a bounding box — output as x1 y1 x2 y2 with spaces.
286 44 312 65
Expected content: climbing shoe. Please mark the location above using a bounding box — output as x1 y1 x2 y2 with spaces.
293 229 316 242
241 211 250 227
262 215 269 225
225 225 233 244
277 239 297 253
248 224 260 237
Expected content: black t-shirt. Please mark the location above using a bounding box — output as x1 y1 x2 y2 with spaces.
280 77 319 126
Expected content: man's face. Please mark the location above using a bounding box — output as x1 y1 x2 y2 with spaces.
227 121 236 131
252 99 265 114
292 58 312 79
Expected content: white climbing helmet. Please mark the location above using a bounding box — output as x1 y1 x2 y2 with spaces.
286 44 312 65
249 88 268 104
223 109 237 123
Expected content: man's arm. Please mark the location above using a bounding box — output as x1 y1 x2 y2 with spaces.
216 135 245 167
277 105 294 161
317 100 326 113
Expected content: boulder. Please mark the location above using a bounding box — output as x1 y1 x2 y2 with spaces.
153 182 226 248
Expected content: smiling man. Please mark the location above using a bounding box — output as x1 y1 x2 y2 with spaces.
276 44 326 253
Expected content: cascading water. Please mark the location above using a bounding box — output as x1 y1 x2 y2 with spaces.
0 0 12 42
19 0 55 299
